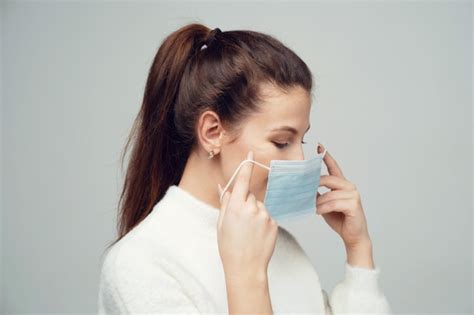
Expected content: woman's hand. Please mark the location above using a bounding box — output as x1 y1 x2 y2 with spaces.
217 150 278 284
316 143 374 267
217 150 277 314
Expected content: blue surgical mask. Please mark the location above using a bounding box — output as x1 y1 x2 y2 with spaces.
218 148 327 222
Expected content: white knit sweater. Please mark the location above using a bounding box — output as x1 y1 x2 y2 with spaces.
98 184 392 314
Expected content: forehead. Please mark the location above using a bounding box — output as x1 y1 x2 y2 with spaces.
255 84 311 128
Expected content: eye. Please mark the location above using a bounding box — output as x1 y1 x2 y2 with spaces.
272 139 307 149
273 141 289 149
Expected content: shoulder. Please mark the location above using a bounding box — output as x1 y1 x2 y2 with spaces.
97 237 156 311
98 236 183 301
98 234 205 312
99 237 160 286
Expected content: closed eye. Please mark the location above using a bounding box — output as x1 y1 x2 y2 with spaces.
272 139 307 149
273 142 289 149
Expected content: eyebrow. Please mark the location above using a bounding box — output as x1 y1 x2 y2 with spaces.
268 124 311 135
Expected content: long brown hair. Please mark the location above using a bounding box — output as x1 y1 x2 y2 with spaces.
104 23 313 251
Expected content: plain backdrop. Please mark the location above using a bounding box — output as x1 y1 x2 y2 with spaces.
1 1 472 314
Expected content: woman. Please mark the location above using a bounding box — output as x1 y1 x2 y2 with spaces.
98 23 392 314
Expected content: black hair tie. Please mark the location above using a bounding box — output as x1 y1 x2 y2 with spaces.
200 27 222 51
209 27 222 40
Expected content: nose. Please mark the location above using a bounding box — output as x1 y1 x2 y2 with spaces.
291 145 305 161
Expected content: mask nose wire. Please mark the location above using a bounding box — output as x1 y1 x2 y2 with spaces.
219 159 270 203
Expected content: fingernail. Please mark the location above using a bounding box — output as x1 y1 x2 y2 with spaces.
318 142 325 153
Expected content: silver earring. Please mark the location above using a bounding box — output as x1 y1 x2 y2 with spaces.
207 150 215 159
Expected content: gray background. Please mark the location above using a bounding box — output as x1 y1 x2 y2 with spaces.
1 0 472 314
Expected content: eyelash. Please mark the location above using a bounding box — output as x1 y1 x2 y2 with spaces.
273 140 307 149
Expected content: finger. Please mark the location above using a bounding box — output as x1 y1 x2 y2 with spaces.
316 198 357 216
319 175 355 191
257 200 270 213
221 190 231 210
218 191 230 229
317 143 345 179
230 150 254 203
316 189 357 206
257 200 273 220
246 192 257 208
255 199 272 222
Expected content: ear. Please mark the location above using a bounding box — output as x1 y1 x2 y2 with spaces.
196 110 225 156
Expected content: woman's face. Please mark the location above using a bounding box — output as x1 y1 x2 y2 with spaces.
219 83 312 202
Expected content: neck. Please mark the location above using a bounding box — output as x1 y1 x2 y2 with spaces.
178 150 222 212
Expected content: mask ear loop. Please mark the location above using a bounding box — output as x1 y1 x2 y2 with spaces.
316 148 328 197
219 159 270 203
321 148 327 158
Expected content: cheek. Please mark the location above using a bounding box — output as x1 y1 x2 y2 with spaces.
249 164 269 202
231 136 273 198
255 178 269 202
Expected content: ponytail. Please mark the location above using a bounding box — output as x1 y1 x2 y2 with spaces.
104 24 210 250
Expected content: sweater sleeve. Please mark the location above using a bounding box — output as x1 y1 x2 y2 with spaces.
97 241 200 314
322 262 392 314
